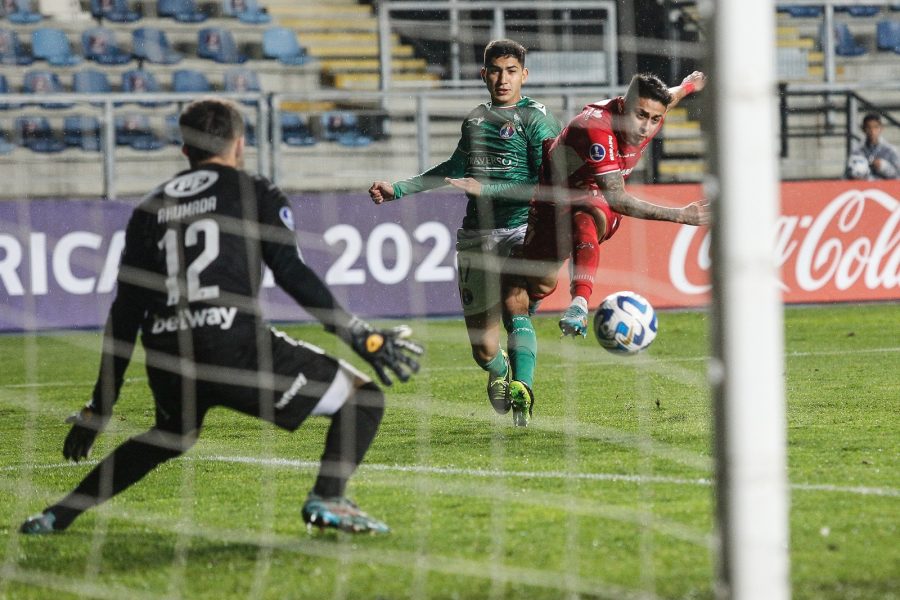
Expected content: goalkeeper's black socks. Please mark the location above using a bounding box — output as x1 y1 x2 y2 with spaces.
313 381 384 498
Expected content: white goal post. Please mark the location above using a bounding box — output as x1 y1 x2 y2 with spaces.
707 1 791 599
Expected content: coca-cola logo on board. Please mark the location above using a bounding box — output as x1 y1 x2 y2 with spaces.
669 188 900 295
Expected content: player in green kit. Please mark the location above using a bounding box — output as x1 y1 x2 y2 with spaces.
369 39 560 426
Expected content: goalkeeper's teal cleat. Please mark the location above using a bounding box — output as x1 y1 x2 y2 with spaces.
509 380 534 427
20 511 57 535
302 494 389 534
559 302 589 337
487 349 512 414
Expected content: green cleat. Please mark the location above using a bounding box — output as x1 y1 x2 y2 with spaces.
487 349 512 414
508 380 534 427
302 494 390 534
20 511 57 535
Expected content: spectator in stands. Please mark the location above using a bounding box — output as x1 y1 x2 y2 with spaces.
846 113 900 179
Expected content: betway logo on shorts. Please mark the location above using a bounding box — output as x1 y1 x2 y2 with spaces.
150 306 238 334
468 151 519 172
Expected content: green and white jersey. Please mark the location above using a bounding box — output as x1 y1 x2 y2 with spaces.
392 96 561 230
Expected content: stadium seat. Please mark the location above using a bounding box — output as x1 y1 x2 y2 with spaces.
63 115 102 151
115 113 164 150
73 69 114 107
16 116 64 153
197 27 245 63
876 20 900 50
0 73 22 110
280 113 316 146
223 67 260 105
0 28 34 65
157 0 207 23
0 127 13 154
244 115 257 146
82 27 131 65
221 0 270 24
319 111 372 147
779 5 824 18
89 0 140 23
31 28 82 66
4 0 42 24
132 27 182 65
121 68 167 107
164 112 181 144
172 69 211 93
821 22 868 56
262 27 308 65
836 5 881 17
23 70 73 109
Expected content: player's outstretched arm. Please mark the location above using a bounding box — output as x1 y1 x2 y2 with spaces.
334 317 424 386
667 71 706 111
369 181 396 205
597 171 710 226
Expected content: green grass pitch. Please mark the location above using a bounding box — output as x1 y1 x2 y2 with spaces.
0 303 897 599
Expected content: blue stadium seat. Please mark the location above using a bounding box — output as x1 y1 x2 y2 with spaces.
836 5 881 17
165 112 181 145
0 28 34 65
876 20 900 50
132 27 182 65
262 27 307 65
115 113 164 150
89 0 140 23
31 28 81 66
198 27 245 63
73 69 111 94
243 115 256 146
780 6 824 18
4 0 42 24
121 69 168 107
82 27 131 65
23 70 73 109
0 73 22 109
172 68 211 93
63 115 101 151
16 116 64 153
320 111 372 147
223 67 259 104
0 126 13 154
157 0 207 22
830 22 869 55
221 0 270 24
280 113 316 146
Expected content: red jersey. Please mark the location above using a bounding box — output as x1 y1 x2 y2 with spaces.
541 97 660 191
523 98 663 264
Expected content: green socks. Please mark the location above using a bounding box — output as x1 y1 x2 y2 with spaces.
508 315 537 389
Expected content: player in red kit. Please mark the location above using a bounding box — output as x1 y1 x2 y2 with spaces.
501 72 709 420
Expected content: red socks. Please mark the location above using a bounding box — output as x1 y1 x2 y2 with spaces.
570 210 600 301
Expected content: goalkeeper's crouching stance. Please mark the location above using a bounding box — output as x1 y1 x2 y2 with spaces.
20 97 423 536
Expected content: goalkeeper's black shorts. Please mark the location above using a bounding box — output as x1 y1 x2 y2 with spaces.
144 327 370 434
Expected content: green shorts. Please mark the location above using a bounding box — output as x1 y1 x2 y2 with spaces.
455 225 526 316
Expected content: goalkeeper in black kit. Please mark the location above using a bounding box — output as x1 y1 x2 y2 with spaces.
20 98 422 536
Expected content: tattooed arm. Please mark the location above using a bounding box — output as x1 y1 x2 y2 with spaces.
596 171 709 226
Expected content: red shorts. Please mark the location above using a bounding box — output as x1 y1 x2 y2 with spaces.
521 187 622 265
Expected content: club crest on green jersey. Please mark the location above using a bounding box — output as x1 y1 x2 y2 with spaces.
499 121 515 139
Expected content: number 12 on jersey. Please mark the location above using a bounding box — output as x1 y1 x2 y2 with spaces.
158 218 221 306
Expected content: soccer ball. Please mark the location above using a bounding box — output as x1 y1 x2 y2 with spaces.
847 155 871 180
593 291 658 355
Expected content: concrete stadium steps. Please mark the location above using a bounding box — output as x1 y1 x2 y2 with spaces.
263 0 438 90
325 71 441 90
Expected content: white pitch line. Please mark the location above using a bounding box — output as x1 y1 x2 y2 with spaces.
4 455 897 498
